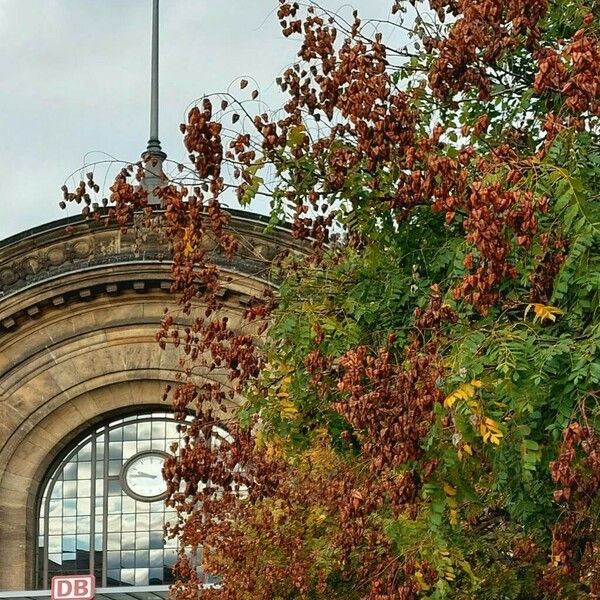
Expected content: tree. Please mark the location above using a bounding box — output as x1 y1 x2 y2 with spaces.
64 1 600 598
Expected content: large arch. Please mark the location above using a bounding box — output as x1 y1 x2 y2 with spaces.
0 210 297 590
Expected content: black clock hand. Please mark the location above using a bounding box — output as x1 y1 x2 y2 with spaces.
132 471 158 479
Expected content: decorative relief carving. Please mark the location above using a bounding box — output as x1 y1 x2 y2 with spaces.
0 269 16 286
73 240 92 258
47 247 65 266
0 215 293 298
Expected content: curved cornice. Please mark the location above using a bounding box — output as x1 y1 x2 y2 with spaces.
0 209 301 332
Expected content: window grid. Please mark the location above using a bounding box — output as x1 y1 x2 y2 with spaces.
37 412 182 589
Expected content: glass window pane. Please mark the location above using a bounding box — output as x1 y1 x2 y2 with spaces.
76 516 90 533
108 428 122 442
38 413 186 589
107 569 121 585
48 553 62 566
121 532 135 550
107 480 122 497
76 497 90 515
108 460 122 476
107 496 121 514
121 496 135 514
164 549 177 566
50 482 62 499
122 441 137 459
108 443 122 460
136 440 152 452
149 567 164 584
49 499 62 517
136 513 150 530
77 462 91 479
48 518 62 535
136 531 149 550
120 568 135 586
76 444 92 461
62 518 76 535
121 551 135 568
151 422 165 439
63 499 76 517
122 514 136 532
165 422 179 440
149 550 163 568
48 536 62 553
135 568 149 585
164 536 177 549
78 480 91 497
63 462 77 481
123 425 137 441
76 534 89 551
107 533 121 551
150 513 164 529
107 515 120 531
63 481 77 498
138 423 152 440
62 535 76 552
107 551 119 569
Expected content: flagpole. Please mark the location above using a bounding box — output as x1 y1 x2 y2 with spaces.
145 0 165 159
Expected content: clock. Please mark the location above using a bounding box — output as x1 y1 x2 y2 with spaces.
121 450 168 501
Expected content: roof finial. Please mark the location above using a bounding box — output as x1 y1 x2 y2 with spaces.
142 0 166 204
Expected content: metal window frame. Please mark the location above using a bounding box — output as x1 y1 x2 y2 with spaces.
36 413 181 590
0 584 221 600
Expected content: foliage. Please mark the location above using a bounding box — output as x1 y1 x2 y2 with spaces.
63 0 600 598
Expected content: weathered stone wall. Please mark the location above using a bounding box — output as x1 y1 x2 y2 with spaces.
0 211 294 590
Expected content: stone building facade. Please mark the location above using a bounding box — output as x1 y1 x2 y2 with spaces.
0 210 294 592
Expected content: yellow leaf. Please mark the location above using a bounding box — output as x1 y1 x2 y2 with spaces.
265 441 281 459
307 508 327 525
182 226 196 257
466 398 479 410
443 483 457 497
449 509 458 526
463 443 473 456
279 398 299 419
479 417 503 445
485 417 501 432
445 382 476 408
414 571 430 591
525 303 564 324
287 124 306 149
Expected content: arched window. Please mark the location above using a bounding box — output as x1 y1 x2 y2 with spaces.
36 411 183 589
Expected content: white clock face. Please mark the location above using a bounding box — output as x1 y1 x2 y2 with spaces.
122 451 167 501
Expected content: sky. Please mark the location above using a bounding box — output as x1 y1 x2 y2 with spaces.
0 0 395 240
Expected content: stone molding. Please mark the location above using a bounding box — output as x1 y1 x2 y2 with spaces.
0 209 297 590
0 209 300 331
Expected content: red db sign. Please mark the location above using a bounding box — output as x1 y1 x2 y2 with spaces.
51 575 95 600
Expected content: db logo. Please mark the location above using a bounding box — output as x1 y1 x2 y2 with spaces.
51 575 95 600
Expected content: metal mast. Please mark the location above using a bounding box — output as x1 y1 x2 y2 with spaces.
143 0 166 203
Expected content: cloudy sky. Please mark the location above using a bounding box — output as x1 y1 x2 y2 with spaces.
0 0 395 239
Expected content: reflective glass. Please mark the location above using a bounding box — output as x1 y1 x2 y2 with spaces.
37 412 189 589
